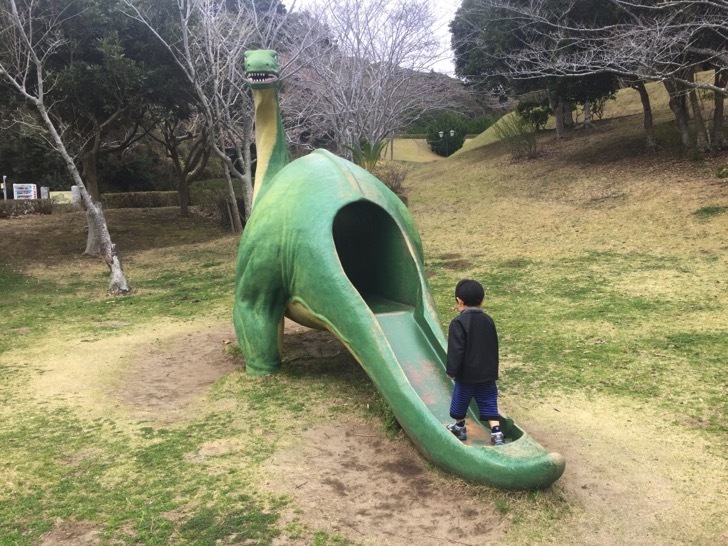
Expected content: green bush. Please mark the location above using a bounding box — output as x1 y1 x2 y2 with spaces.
406 112 495 136
516 101 551 131
427 127 466 157
346 140 389 171
0 199 53 218
590 91 617 121
407 111 495 157
101 191 180 209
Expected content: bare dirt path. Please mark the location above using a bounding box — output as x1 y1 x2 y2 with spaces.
25 318 727 545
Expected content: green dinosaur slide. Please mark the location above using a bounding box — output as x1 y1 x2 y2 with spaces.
234 50 565 490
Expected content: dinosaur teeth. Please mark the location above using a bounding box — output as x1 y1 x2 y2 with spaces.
246 72 276 82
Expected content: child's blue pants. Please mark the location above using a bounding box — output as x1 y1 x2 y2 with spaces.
449 380 499 421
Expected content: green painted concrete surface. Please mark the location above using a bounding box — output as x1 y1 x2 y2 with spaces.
233 50 565 490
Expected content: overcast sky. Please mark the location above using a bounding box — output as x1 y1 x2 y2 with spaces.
287 0 460 75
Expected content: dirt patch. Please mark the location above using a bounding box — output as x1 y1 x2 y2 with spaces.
19 318 728 544
264 421 505 546
38 519 101 546
25 319 237 423
443 259 473 270
113 326 238 423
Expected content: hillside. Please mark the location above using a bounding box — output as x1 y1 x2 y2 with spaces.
409 79 728 263
400 81 727 542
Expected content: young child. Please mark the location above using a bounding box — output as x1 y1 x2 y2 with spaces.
445 278 504 446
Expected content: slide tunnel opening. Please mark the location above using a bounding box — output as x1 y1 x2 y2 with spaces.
333 200 419 313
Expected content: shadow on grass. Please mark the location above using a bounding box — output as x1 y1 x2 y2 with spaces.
0 207 231 268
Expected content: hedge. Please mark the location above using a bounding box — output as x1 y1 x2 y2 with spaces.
0 199 54 218
100 191 180 209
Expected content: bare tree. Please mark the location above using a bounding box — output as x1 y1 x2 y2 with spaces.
123 0 323 227
122 0 248 230
0 0 130 294
147 111 210 216
291 0 456 155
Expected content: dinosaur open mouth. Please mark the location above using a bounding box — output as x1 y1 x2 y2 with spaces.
245 71 279 85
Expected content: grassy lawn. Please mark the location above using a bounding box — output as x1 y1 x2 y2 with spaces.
1 78 727 545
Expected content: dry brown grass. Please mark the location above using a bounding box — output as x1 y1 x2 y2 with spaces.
399 78 728 544
385 138 443 162
409 87 728 261
2 77 727 546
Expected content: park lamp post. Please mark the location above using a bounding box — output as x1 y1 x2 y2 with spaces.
438 129 455 157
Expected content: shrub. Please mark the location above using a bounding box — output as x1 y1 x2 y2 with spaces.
101 191 180 209
371 162 410 205
406 112 495 137
590 91 617 121
407 111 495 157
346 140 389 171
516 101 551 131
427 128 466 157
0 199 53 218
493 113 539 160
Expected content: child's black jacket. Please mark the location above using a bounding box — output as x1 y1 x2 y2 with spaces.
446 308 499 383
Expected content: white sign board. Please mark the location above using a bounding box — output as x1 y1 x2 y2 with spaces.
13 183 38 200
40 187 50 200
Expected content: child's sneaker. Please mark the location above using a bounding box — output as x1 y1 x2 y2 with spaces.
491 431 505 446
446 422 467 441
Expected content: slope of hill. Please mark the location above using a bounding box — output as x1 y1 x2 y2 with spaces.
401 81 727 543
409 81 727 262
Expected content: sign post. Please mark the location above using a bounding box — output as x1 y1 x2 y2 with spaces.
13 183 38 200
2 175 6 200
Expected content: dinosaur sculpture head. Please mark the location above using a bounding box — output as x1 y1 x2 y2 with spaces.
244 49 280 90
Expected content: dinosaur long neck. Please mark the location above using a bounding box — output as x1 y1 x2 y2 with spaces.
252 87 288 204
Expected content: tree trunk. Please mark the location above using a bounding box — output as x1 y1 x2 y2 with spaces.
168 139 191 217
664 80 693 149
163 125 210 218
632 81 657 151
182 130 210 217
179 175 191 217
549 94 565 139
224 168 243 233
80 143 104 256
87 201 130 294
712 70 727 148
563 101 574 128
37 107 130 294
80 150 101 202
242 133 254 220
689 88 709 151
209 140 245 232
84 213 104 256
583 100 592 125
686 68 709 151
638 88 655 148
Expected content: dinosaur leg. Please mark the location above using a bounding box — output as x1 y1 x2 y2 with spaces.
233 257 287 376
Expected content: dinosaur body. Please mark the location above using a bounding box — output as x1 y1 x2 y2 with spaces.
234 50 565 490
